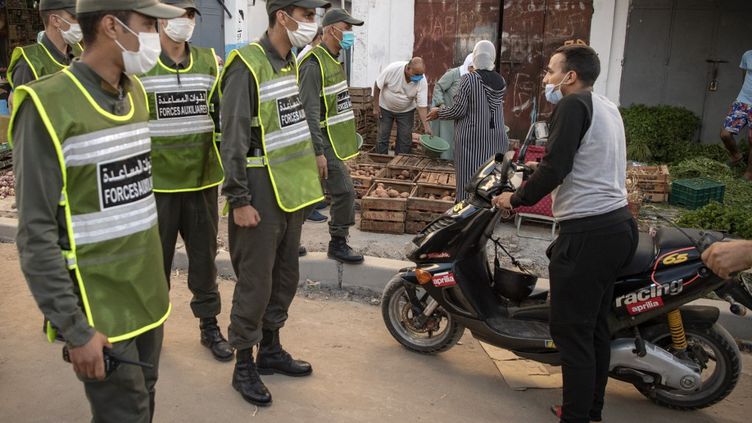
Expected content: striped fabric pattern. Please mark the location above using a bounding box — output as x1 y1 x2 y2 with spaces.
438 72 509 201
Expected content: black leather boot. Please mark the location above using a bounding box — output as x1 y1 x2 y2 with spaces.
232 348 272 406
257 329 312 377
298 245 307 257
200 317 234 362
327 236 364 264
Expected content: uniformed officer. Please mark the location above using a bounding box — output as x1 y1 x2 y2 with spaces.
11 1 184 421
299 8 365 264
7 0 83 89
220 0 329 407
137 0 232 363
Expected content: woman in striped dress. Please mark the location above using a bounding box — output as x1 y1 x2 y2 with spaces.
428 40 509 201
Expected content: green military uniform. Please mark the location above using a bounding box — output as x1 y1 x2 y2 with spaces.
221 32 323 350
11 1 185 421
139 45 224 317
7 0 82 88
298 8 364 263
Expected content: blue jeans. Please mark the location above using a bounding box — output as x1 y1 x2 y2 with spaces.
376 107 414 155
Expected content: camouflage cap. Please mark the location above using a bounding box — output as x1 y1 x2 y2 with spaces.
76 0 185 19
266 0 331 15
321 8 363 27
39 0 76 15
160 0 202 16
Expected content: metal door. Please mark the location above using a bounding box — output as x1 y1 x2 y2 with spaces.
620 0 752 142
500 0 594 139
192 0 227 58
413 0 502 103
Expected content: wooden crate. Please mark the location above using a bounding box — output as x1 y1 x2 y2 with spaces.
360 219 405 234
359 181 414 234
387 154 431 172
359 152 394 165
380 167 421 183
424 158 455 172
416 170 456 188
405 185 456 234
348 163 386 198
627 165 670 203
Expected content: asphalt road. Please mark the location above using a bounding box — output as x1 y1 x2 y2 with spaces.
0 243 749 422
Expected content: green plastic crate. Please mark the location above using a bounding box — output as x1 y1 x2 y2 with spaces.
669 177 725 209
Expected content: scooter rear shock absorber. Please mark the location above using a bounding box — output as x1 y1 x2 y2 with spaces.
667 309 688 352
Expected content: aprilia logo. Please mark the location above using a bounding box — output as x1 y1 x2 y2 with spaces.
615 280 683 308
626 297 664 315
432 272 456 287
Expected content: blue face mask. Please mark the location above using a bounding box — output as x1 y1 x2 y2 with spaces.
410 74 424 83
335 28 355 50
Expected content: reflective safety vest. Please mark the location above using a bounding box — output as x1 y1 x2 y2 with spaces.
300 45 359 161
7 41 83 88
223 43 324 212
9 69 170 343
138 46 224 192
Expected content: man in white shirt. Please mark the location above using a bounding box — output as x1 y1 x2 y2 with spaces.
373 58 432 154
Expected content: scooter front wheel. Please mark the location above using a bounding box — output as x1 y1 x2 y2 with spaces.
381 277 465 354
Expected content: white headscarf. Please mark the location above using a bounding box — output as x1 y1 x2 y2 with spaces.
472 40 496 71
460 53 474 76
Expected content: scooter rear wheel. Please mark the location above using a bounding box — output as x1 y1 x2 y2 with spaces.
381 278 465 354
635 323 741 410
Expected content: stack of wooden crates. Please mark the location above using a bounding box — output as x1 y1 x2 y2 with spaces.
627 165 671 203
358 154 456 234
349 87 377 147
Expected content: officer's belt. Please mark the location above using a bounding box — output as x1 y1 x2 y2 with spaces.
246 148 267 167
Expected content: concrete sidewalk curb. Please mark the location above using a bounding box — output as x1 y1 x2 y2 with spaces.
1 218 749 342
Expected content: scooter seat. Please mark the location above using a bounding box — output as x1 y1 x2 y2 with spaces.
655 227 723 251
616 231 655 278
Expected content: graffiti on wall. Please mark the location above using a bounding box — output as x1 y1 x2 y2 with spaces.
413 0 501 102
500 0 593 139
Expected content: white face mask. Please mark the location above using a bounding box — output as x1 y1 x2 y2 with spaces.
544 72 571 104
283 13 318 49
53 15 82 45
114 18 161 75
164 18 196 43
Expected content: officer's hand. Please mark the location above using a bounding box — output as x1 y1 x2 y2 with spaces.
373 106 382 119
234 205 261 228
69 331 111 381
316 154 328 180
701 240 752 278
492 192 514 210
525 161 539 171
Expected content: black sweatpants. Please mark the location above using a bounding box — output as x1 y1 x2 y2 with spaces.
547 217 638 423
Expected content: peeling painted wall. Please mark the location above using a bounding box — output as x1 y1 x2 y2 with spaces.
349 0 416 89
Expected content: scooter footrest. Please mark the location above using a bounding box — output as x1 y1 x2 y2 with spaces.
487 317 551 340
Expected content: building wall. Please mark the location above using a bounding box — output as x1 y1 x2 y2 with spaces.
350 0 416 89
589 0 629 104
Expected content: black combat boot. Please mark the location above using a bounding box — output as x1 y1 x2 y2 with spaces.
200 317 234 362
232 348 272 406
298 245 307 257
327 236 364 264
256 329 312 377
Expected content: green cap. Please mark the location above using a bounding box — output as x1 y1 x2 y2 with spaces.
77 0 185 19
266 0 331 15
161 0 202 16
321 8 363 27
39 0 76 15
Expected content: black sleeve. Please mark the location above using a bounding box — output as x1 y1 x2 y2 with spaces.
511 92 592 207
